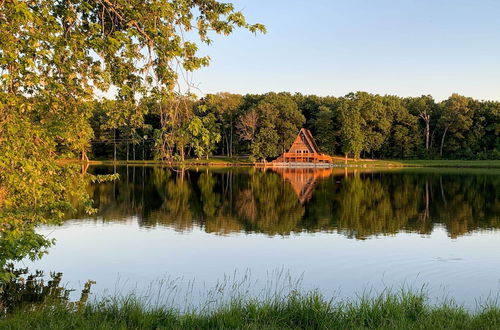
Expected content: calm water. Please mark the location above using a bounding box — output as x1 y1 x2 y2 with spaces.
23 166 500 308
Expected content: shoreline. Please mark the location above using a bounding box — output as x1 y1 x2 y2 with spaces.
59 159 500 169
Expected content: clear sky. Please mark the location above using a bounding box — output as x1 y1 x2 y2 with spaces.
190 0 500 101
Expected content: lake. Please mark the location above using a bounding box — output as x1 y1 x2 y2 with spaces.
23 165 500 309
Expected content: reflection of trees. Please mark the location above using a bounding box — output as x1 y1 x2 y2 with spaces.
329 173 424 239
148 168 194 231
429 174 499 238
80 167 499 239
236 170 304 235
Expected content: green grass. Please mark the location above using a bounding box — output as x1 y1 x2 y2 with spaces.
63 158 500 168
2 291 499 329
334 159 500 168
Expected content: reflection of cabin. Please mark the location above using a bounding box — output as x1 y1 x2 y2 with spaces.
273 128 332 164
271 167 333 203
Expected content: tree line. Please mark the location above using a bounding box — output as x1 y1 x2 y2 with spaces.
89 92 499 161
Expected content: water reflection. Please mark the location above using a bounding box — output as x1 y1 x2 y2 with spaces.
0 265 92 315
81 166 499 239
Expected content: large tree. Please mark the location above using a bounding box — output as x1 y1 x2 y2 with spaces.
339 95 364 160
0 0 264 277
438 94 473 156
203 92 243 157
406 95 438 153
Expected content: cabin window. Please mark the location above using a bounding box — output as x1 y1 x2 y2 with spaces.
303 150 308 153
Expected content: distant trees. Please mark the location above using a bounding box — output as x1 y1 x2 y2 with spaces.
86 91 499 161
240 92 305 161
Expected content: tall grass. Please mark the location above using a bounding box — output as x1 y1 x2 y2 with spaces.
1 270 499 328
1 289 499 329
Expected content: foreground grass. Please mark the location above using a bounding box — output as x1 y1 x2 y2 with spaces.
2 292 499 329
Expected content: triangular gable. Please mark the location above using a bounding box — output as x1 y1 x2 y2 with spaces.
302 129 320 154
287 128 320 154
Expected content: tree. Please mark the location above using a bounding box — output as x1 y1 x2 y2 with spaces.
189 105 221 159
407 95 438 152
236 109 259 142
438 94 473 156
311 105 338 155
271 93 305 153
203 93 243 157
0 0 264 278
339 96 364 160
360 93 392 158
240 93 304 161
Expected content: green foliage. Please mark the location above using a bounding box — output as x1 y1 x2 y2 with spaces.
0 0 264 282
311 105 338 155
339 95 364 159
439 94 474 156
86 91 498 161
188 107 221 159
202 93 243 156
241 92 305 160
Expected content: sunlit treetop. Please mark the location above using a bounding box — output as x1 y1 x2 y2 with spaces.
0 0 265 98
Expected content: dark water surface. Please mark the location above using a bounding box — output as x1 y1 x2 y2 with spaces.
24 166 500 308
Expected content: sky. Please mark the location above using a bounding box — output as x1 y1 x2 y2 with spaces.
188 0 500 101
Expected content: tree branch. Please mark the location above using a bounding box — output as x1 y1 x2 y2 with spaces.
95 0 154 46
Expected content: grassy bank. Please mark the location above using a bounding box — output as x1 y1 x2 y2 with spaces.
2 292 499 329
64 158 500 168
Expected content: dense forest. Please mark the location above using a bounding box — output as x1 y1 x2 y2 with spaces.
88 92 500 161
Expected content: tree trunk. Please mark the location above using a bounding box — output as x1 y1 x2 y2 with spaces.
126 141 129 162
225 132 230 156
230 118 233 157
424 120 430 150
440 126 449 157
419 112 431 151
344 153 348 165
113 129 117 162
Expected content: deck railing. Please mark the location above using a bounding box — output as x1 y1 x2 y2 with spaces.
281 153 332 162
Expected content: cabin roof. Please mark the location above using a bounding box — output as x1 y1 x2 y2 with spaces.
288 128 321 154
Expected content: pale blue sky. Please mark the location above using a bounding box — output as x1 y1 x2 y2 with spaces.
191 0 500 101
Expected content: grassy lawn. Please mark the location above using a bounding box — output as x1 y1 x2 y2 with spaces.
62 158 500 168
2 292 499 329
332 159 500 168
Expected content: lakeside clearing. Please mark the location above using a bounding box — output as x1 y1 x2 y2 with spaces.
64 158 500 168
2 292 499 329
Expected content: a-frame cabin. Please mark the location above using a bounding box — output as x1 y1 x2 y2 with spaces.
273 128 333 164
